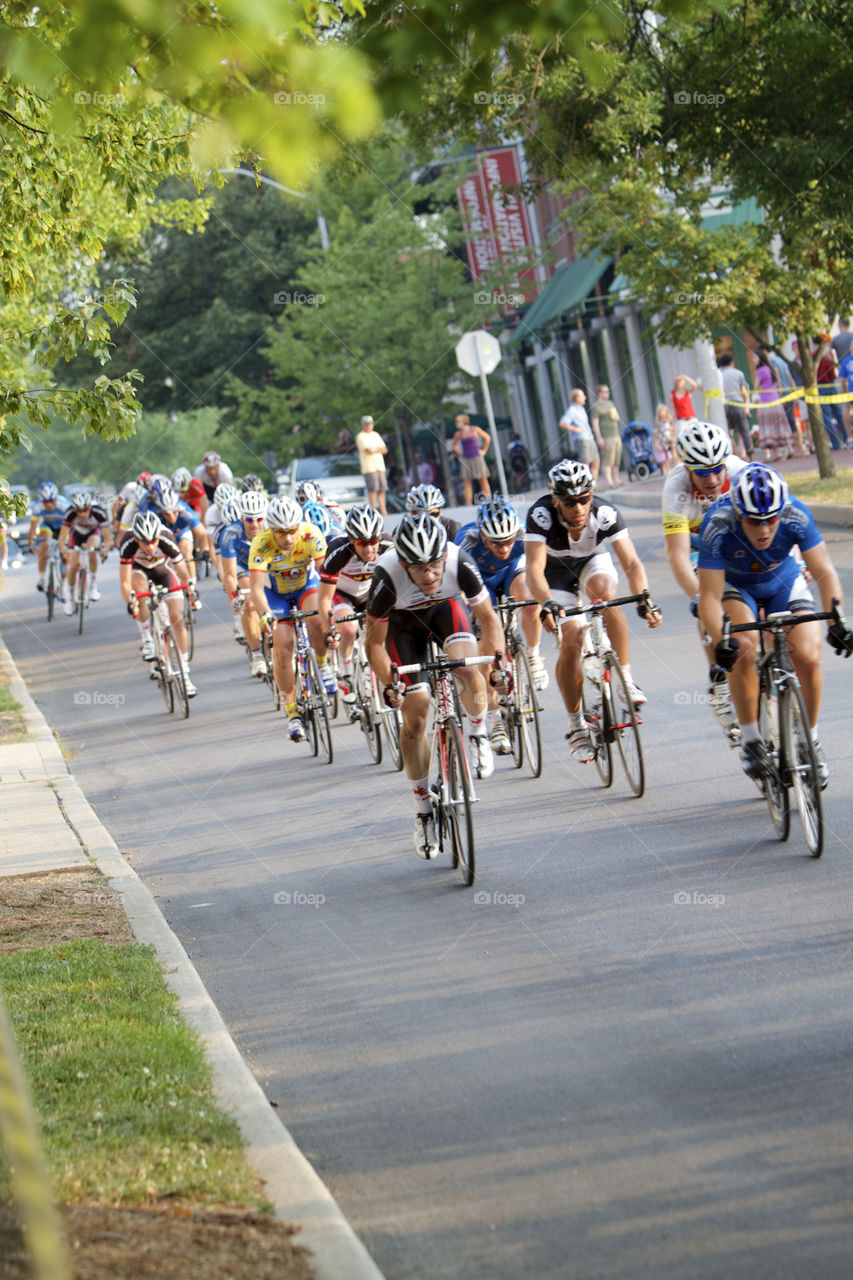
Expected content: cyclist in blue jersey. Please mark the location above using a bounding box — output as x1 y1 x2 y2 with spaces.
221 490 269 676
697 463 853 786
457 497 546 755
28 482 70 592
144 483 208 601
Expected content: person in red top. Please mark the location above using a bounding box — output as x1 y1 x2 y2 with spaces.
812 334 848 448
172 467 209 516
671 373 701 421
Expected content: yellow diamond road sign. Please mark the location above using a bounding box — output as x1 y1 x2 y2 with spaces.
455 330 502 377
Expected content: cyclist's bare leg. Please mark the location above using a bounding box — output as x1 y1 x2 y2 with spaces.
400 689 431 779
66 547 80 595
445 637 488 719
37 537 49 575
239 577 261 649
300 591 327 660
330 609 358 665
167 594 188 652
587 572 627 663
787 618 822 725
723 599 760 723
510 573 541 649
554 616 585 715
272 623 296 699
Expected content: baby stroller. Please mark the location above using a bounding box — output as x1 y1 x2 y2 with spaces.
621 420 659 481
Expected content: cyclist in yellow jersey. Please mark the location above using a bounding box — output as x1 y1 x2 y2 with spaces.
248 495 333 741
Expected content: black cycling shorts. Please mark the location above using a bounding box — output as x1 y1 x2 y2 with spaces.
385 598 473 687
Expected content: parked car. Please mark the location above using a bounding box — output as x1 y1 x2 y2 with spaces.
276 453 366 511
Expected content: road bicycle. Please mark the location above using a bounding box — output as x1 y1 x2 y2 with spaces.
43 541 65 622
182 580 200 661
74 564 88 635
335 611 403 768
551 592 648 797
135 585 191 718
723 604 841 858
392 644 497 887
287 606 333 763
494 596 543 778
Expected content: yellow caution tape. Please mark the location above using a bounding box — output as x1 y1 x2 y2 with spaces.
704 386 853 411
0 994 72 1280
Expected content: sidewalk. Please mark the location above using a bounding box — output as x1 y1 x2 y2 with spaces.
0 638 384 1280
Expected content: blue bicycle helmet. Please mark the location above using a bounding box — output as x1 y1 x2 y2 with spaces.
730 463 789 518
303 500 332 537
38 481 59 500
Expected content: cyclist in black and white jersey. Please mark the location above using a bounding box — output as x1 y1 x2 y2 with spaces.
57 490 112 612
525 461 662 762
365 512 505 859
318 504 392 704
404 483 462 544
119 510 196 695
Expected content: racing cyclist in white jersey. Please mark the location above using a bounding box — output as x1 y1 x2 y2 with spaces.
365 512 505 860
661 419 746 736
318 504 392 704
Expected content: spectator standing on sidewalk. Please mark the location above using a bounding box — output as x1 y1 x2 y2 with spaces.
717 353 754 460
355 415 389 515
813 336 848 449
655 404 678 471
590 384 622 488
755 349 791 461
559 389 601 484
759 345 808 455
452 414 492 506
671 373 701 423
833 318 853 443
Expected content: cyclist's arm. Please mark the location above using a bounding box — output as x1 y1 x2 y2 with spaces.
57 524 70 556
101 520 112 553
470 595 503 657
317 579 336 633
118 561 134 605
249 566 269 618
610 535 650 599
696 567 727 645
221 556 239 598
801 541 844 614
27 516 39 552
664 528 699 598
365 614 393 687
522 539 550 605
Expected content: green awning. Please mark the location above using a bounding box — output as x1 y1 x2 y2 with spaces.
511 254 612 345
701 195 763 233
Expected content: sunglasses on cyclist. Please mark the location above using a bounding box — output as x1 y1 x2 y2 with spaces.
743 514 780 526
688 464 725 477
354 537 380 546
243 516 264 523
556 493 593 508
275 526 299 536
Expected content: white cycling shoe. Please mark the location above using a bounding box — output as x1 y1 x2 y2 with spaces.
249 651 267 678
413 812 439 859
469 734 494 779
141 637 156 662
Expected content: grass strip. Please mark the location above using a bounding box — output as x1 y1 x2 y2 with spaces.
0 669 29 743
786 466 853 506
0 939 268 1208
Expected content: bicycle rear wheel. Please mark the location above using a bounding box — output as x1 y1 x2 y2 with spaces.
514 648 542 779
444 719 475 885
582 657 612 787
307 650 334 764
77 568 87 634
782 682 823 857
354 660 382 763
261 630 280 710
757 678 789 841
165 630 190 719
606 655 645 797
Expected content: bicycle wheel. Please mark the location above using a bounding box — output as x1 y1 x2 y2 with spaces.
261 630 280 710
757 677 790 841
326 650 340 720
45 560 58 621
606 655 645 797
77 568 87 634
354 661 382 764
782 681 823 857
383 704 404 771
152 622 174 713
582 654 612 787
444 718 475 886
164 629 190 719
514 648 542 779
307 649 334 764
183 590 195 662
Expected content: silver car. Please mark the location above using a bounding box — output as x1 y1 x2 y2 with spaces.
276 453 366 511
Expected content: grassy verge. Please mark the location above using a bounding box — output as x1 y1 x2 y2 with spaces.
0 668 29 743
786 466 853 506
0 939 268 1208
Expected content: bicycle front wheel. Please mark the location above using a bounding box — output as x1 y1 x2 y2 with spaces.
77 569 87 635
514 648 542 779
444 718 475 886
261 630 280 710
757 677 789 842
46 562 58 621
152 623 174 713
606 656 645 797
383 704 404 771
165 629 190 719
183 590 195 661
582 657 612 787
307 650 334 764
355 661 382 764
782 681 823 857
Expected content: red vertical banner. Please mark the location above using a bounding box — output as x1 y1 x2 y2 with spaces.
457 146 537 305
456 169 498 280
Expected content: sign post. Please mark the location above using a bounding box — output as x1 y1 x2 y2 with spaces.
454 331 510 499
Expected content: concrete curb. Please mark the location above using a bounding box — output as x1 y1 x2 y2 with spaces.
0 635 385 1280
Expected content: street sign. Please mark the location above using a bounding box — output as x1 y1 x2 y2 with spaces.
455 330 502 377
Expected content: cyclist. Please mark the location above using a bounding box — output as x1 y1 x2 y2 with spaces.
57 490 112 612
318 504 392 704
365 512 506 859
524 460 662 762
456 496 547 754
220 490 269 676
28 482 70 592
248 494 333 740
661 419 746 735
204 482 241 583
172 466 209 517
194 450 234 502
696 463 853 787
405 483 462 544
240 473 267 495
144 481 208 599
298 484 345 537
119 510 196 695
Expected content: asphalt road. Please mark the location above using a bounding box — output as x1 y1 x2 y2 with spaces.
3 507 853 1279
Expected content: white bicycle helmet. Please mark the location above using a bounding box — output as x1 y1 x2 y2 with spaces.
70 489 93 510
395 512 448 564
219 494 243 525
132 511 161 542
674 418 731 467
730 463 788 518
265 495 303 529
346 504 384 541
477 497 521 542
155 485 181 514
214 482 239 508
239 489 269 518
295 481 318 505
172 466 192 490
548 460 594 497
405 483 445 512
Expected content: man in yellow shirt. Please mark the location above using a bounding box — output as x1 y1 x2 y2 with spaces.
355 415 388 515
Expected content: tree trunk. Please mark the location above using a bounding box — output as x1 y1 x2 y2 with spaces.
796 333 835 480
